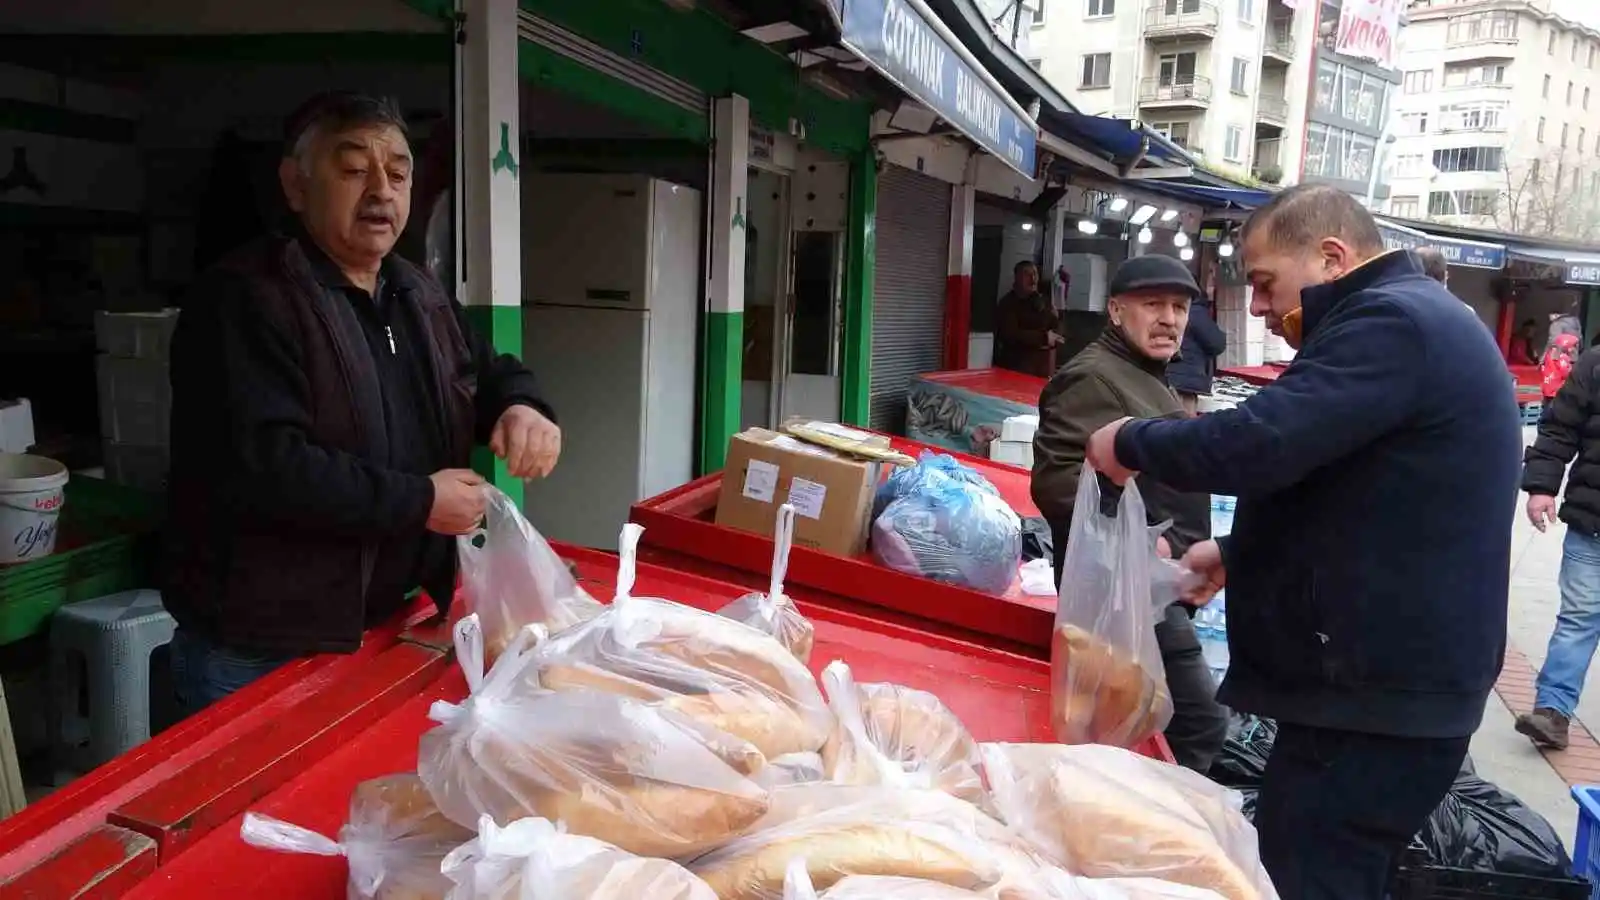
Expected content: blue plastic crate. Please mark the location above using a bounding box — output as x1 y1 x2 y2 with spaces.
1523 403 1544 427
1573 785 1600 898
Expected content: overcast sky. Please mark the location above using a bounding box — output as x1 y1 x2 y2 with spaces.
1550 0 1600 30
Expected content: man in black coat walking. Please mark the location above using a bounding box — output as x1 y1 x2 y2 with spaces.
1166 285 1227 415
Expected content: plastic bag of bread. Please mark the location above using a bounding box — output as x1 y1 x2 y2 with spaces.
690 786 1008 900
526 524 831 759
1050 466 1173 747
459 486 603 661
817 660 985 805
442 814 717 900
783 856 990 900
755 752 826 789
238 773 471 900
718 504 815 663
981 743 1277 900
418 614 771 859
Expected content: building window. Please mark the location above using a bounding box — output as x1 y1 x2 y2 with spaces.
1400 111 1430 135
1428 190 1498 217
1164 0 1202 14
1570 82 1577 105
1225 125 1245 162
1158 51 1198 86
1403 70 1434 94
1151 121 1192 148
1080 52 1112 88
1563 122 1570 147
1237 0 1254 21
1231 57 1251 94
1549 31 1558 55
1584 128 1589 154
1431 146 1505 173
1591 45 1597 68
1032 0 1045 25
1544 74 1552 98
1086 0 1114 15
1445 10 1518 44
1443 62 1506 88
1574 39 1581 62
1588 87 1593 110
1303 122 1377 184
1440 101 1508 132
1393 153 1426 177
1390 196 1421 218
1538 117 1547 142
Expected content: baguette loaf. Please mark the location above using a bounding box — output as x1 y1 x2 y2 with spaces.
1050 624 1172 747
819 678 984 805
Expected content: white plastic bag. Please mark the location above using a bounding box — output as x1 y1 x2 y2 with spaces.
718 504 816 663
525 524 832 759
783 856 989 900
691 786 1012 900
442 815 717 900
417 614 772 859
981 743 1277 900
1050 466 1173 747
458 486 603 661
818 660 985 806
239 773 470 900
754 752 826 789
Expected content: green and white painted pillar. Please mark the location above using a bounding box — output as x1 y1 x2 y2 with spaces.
699 95 750 474
458 0 524 501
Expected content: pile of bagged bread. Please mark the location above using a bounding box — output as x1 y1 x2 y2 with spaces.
242 517 1276 900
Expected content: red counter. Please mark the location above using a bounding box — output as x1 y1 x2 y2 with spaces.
20 545 1168 899
915 368 1046 406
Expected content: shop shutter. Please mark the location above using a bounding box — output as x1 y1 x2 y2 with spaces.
870 165 951 433
517 13 708 115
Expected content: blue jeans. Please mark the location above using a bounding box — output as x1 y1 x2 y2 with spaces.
169 628 289 719
1534 529 1600 715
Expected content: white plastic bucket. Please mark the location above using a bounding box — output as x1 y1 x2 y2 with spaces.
0 453 69 565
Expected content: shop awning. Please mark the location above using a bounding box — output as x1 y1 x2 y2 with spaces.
822 0 1038 176
1123 179 1270 211
1376 219 1506 270
1505 242 1600 284
1042 112 1191 170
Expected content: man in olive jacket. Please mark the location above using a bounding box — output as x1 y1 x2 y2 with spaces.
1030 254 1226 773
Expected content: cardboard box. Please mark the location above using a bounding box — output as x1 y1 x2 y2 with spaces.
717 428 880 556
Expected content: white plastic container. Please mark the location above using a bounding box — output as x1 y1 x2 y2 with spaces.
0 453 69 564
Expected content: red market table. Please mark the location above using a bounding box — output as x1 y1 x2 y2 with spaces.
34 544 1169 899
906 368 1045 459
630 431 1055 657
1217 364 1286 386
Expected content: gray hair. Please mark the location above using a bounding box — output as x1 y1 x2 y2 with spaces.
282 92 408 173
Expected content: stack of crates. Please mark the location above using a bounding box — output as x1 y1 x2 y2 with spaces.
94 310 177 492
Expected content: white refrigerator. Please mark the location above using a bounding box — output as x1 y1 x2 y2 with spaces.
520 173 701 550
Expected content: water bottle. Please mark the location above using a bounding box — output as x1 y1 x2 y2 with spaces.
1194 599 1230 685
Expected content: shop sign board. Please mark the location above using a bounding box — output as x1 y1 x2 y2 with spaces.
831 0 1038 176
1569 263 1600 286
1378 225 1505 270
1335 0 1404 70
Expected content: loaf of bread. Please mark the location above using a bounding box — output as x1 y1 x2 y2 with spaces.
528 595 832 758
442 815 716 900
1050 623 1172 747
981 743 1270 900
693 786 1009 900
821 875 989 899
719 589 816 664
817 662 985 805
339 774 473 900
418 685 771 859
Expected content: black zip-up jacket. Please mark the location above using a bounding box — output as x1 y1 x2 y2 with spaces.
1166 296 1227 396
162 232 551 655
1525 346 1600 535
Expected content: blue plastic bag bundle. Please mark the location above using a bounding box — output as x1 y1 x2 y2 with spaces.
869 452 1022 594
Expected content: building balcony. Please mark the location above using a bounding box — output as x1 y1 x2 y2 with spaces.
1264 18 1295 64
1144 2 1220 41
1139 76 1213 109
1257 96 1289 126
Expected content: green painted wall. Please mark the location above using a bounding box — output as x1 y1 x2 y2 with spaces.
841 151 877 427
463 305 526 504
699 310 743 474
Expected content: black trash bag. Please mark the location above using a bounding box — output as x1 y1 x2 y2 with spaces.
1209 713 1276 821
1414 759 1574 879
1021 517 1053 563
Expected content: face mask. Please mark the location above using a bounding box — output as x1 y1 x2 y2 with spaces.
1281 307 1304 348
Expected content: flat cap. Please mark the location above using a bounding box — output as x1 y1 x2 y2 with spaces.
1108 254 1201 299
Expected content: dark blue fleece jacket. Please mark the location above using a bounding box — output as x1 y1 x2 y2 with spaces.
1114 250 1521 739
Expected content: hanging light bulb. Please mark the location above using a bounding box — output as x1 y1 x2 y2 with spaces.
1078 218 1100 235
1173 232 1190 248
1021 221 1034 231
1108 196 1130 213
1219 239 1235 258
1160 209 1180 223
1180 247 1195 261
1137 227 1154 244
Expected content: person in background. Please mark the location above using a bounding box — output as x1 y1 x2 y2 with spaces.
163 92 559 715
1519 342 1600 749
1166 276 1228 416
994 260 1063 378
1030 254 1227 773
1414 246 1449 287
1543 306 1584 401
1083 184 1520 900
1510 319 1540 366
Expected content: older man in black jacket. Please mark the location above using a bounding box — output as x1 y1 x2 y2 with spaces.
162 93 558 715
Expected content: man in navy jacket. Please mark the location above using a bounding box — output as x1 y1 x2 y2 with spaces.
1084 185 1521 900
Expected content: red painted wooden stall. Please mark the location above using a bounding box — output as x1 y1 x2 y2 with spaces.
9 544 1168 898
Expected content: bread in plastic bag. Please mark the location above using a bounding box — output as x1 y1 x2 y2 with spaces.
870 453 1022 595
981 743 1276 900
527 524 831 759
418 614 771 859
817 660 985 806
238 773 471 900
690 786 1009 900
783 856 990 900
718 503 816 664
459 486 603 661
442 814 717 900
1050 467 1173 747
755 752 826 789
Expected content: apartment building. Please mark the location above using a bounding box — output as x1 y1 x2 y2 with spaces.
1300 1 1403 203
1028 0 1316 185
1386 1 1600 237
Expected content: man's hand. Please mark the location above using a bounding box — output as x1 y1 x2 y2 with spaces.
1180 539 1227 605
1086 416 1137 485
427 469 487 535
1047 331 1066 347
1155 535 1173 559
1528 494 1558 533
490 404 561 480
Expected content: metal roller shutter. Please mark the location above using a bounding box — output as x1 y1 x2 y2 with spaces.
517 12 709 115
870 165 951 433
